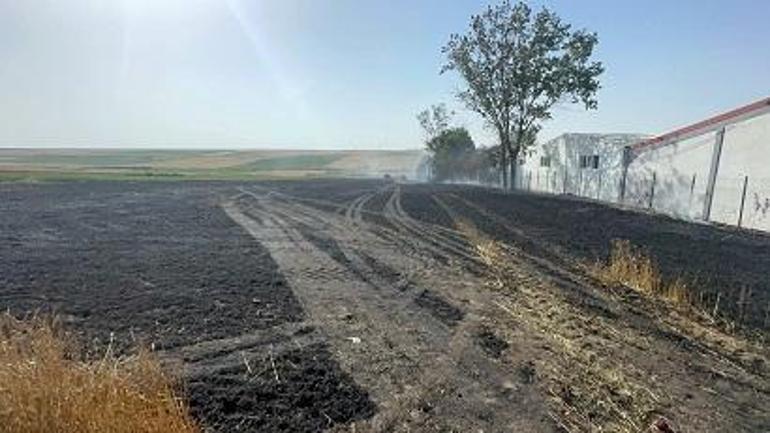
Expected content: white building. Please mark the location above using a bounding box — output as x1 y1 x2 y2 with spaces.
518 96 770 232
517 133 647 201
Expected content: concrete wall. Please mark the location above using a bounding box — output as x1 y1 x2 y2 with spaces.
711 112 770 230
625 133 713 219
517 105 770 232
624 108 770 231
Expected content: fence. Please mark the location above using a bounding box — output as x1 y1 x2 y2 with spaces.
510 104 770 232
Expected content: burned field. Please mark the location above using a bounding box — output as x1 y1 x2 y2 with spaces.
2 179 769 432
398 183 770 331
0 181 373 432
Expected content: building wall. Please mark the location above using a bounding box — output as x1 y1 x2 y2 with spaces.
711 112 770 230
623 109 770 231
517 105 770 232
625 132 713 219
517 134 566 193
519 133 643 201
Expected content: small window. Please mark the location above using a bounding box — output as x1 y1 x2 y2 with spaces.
579 154 599 169
540 156 551 167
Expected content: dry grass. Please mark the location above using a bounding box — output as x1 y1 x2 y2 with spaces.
454 218 769 432
455 224 661 432
0 313 199 433
590 239 694 309
456 219 507 287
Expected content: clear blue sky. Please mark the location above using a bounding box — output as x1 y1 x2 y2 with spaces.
1 0 768 149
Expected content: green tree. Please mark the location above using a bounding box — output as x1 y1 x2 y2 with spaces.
442 1 603 189
429 127 475 181
415 104 476 181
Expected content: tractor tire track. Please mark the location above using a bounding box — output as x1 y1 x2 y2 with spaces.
224 191 557 432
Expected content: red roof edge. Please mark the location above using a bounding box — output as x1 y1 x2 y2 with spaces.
630 96 770 153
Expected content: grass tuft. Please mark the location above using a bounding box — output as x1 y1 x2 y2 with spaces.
591 239 694 308
0 313 199 433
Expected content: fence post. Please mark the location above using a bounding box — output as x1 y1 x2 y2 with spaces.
703 127 726 221
619 146 632 203
546 170 551 193
738 175 749 227
688 173 697 212
563 167 568 194
597 171 603 200
649 171 657 209
527 172 532 191
579 169 583 196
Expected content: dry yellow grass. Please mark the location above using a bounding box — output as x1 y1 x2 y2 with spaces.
591 239 692 308
455 219 768 432
0 313 199 433
455 224 661 432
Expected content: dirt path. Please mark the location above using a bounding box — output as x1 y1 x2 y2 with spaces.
224 186 557 432
225 182 770 432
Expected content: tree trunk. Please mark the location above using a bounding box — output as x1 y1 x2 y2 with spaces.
499 133 512 190
509 146 519 190
500 146 508 189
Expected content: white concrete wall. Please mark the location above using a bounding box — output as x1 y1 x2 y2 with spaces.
624 109 770 231
519 111 770 232
625 133 713 219
711 112 770 230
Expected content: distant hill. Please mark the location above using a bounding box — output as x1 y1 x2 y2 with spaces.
0 149 426 181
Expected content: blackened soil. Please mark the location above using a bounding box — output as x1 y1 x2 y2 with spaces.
188 343 375 433
358 250 406 288
297 226 352 269
0 181 375 432
263 178 386 216
476 327 509 358
0 181 302 350
399 190 456 229
415 289 464 326
265 178 384 205
296 225 406 290
362 188 396 229
401 183 770 332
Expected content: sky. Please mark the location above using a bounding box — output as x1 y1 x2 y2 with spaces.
0 0 768 150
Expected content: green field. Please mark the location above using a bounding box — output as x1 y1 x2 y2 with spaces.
0 149 423 182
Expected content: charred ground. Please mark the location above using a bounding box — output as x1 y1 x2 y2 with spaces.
0 181 374 432
1 179 768 432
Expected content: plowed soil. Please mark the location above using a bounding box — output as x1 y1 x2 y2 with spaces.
1 179 768 432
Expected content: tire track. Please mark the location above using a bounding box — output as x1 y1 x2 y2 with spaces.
382 185 482 266
224 191 558 432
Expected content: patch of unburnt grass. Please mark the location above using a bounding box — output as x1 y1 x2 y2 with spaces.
587 239 764 337
0 313 199 433
589 239 693 308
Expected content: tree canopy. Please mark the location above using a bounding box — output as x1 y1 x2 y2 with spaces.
417 105 480 181
442 0 603 188
427 127 476 181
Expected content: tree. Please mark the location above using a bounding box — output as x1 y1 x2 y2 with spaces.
417 104 453 142
442 1 603 189
429 127 476 181
417 105 476 181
